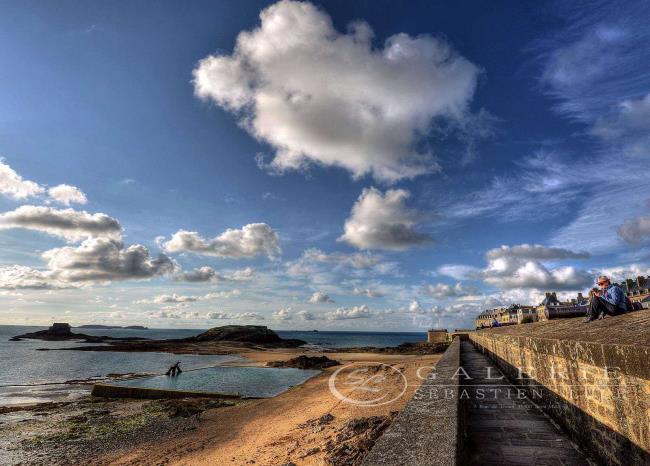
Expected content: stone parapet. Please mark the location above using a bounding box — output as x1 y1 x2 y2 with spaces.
91 383 242 400
470 311 650 466
362 338 463 466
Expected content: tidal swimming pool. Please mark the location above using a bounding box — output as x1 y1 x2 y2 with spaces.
112 366 321 398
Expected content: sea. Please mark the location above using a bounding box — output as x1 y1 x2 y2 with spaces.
0 325 426 406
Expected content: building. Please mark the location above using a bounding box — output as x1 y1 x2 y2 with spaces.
475 308 503 328
474 307 518 328
537 292 587 321
516 305 538 324
48 322 72 336
427 329 448 344
449 329 474 340
618 276 650 309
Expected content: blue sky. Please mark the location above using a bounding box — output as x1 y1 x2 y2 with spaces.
0 0 648 330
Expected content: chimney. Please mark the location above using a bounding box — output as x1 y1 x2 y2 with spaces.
638 276 646 288
626 278 635 290
577 292 584 301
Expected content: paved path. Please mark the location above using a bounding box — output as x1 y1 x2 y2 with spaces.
461 341 590 466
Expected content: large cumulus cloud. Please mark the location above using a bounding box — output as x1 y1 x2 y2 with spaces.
193 0 480 182
617 215 650 244
163 223 280 259
339 187 432 251
0 206 121 242
0 160 87 204
327 305 371 320
483 244 592 290
43 238 176 283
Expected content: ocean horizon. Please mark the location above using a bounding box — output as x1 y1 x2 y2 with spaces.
0 325 428 405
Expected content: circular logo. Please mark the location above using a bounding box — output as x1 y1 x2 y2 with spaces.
328 362 408 406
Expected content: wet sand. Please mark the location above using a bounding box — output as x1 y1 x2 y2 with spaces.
99 350 440 466
1 348 440 466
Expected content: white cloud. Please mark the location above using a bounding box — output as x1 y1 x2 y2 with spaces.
0 160 88 207
47 184 88 206
285 248 399 285
0 265 68 290
175 266 256 282
617 215 650 245
484 258 591 290
352 287 384 298
436 264 482 280
273 308 292 321
229 267 255 281
43 238 176 283
597 264 650 283
146 309 202 320
203 290 242 299
448 151 593 223
193 0 480 183
0 160 44 199
163 223 280 259
327 305 371 320
480 244 593 291
137 289 241 304
296 310 316 321
299 248 383 269
207 311 265 320
308 291 333 303
339 187 432 251
175 266 219 283
0 206 121 242
408 300 424 314
424 282 477 299
151 294 199 304
593 93 650 136
486 244 590 261
534 3 650 253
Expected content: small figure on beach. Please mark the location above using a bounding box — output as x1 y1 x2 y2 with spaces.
166 361 182 377
584 275 628 323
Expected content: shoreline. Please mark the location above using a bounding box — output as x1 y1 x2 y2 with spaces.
1 346 440 465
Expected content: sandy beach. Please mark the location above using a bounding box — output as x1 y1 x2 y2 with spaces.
1 348 440 466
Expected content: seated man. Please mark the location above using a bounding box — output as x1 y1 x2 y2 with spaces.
584 275 628 323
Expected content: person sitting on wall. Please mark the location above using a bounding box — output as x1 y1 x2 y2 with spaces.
584 275 627 323
492 318 501 327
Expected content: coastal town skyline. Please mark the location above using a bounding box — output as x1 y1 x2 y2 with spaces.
1 0 649 331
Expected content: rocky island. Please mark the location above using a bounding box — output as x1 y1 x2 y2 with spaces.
10 323 149 343
11 324 307 354
76 325 149 330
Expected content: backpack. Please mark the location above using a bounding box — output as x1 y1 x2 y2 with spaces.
626 297 641 312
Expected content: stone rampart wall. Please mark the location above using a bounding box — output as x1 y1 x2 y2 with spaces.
470 313 650 466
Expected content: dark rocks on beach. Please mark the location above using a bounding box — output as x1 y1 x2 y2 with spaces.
325 415 396 466
335 341 449 355
267 355 340 370
155 398 234 418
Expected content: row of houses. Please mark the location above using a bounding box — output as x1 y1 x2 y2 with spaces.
475 275 650 328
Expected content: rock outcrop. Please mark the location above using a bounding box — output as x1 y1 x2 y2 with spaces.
10 322 148 342
185 325 306 347
267 355 340 369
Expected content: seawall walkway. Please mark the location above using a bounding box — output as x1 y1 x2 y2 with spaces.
461 340 588 465
365 311 650 465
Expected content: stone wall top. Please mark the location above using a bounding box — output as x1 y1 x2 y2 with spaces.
478 310 650 347
362 338 462 466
